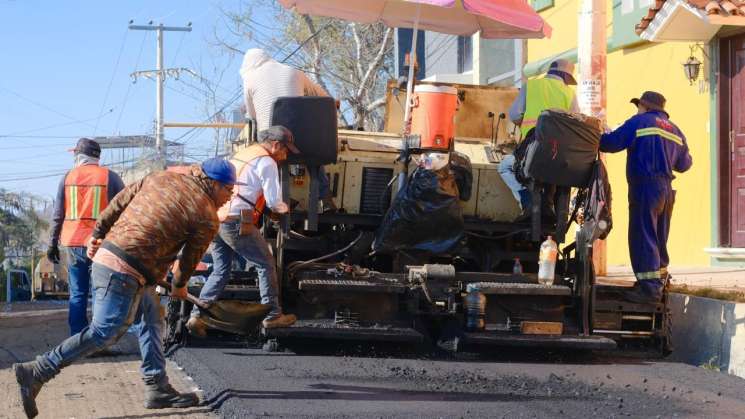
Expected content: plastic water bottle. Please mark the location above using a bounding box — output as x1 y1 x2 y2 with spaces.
538 236 558 286
465 284 486 331
513 258 523 275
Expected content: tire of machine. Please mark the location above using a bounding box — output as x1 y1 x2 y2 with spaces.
163 297 183 351
163 298 192 351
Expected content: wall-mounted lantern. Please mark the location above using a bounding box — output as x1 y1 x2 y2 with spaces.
683 55 701 85
683 44 707 86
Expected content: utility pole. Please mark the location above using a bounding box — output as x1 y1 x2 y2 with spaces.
577 0 607 276
129 22 192 167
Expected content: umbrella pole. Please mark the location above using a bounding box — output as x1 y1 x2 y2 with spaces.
402 6 420 134
397 3 421 193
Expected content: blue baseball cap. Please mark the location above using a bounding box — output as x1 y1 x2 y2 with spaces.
201 158 245 185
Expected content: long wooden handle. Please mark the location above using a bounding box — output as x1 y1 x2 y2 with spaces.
156 280 209 310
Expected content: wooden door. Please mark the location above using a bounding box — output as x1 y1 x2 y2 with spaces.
729 36 745 247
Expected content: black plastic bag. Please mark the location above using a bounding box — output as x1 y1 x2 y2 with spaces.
526 109 600 187
373 166 463 254
449 151 473 201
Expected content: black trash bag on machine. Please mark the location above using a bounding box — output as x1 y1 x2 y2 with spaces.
524 109 601 187
373 163 465 254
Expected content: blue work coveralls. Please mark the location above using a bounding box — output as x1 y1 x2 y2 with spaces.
600 110 692 281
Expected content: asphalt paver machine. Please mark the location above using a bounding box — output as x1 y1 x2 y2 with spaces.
164 81 672 356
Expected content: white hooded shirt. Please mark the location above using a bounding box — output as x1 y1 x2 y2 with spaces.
240 48 328 131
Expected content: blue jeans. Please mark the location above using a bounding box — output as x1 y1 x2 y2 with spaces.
34 263 166 383
62 246 92 335
498 154 526 209
319 166 331 199
193 220 280 319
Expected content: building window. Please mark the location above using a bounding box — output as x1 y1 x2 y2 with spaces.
531 0 554 12
457 35 472 73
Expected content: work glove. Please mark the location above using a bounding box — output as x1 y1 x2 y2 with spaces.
47 245 60 264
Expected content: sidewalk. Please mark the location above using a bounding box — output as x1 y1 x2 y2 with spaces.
0 301 213 418
599 265 745 290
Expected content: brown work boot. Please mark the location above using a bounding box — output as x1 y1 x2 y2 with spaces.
13 361 43 418
144 375 199 409
262 313 297 329
186 316 208 338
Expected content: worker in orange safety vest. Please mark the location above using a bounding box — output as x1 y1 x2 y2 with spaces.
48 138 124 335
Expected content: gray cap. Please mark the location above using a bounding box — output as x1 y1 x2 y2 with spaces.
257 125 299 154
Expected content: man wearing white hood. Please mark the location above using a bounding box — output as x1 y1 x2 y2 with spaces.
239 48 336 209
240 48 328 131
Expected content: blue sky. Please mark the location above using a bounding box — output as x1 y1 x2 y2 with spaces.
0 0 262 201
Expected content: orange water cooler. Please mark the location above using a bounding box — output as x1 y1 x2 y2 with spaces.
410 85 458 151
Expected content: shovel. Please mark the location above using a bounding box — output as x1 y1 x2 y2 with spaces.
157 280 271 335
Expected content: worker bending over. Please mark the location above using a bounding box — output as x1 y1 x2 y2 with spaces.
13 158 239 417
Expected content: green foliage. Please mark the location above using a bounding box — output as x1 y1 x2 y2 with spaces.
220 1 395 130
0 188 49 267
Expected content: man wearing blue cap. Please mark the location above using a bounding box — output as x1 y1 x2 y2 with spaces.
12 158 239 418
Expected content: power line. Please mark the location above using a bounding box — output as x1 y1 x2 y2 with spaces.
0 157 141 182
0 109 115 139
115 32 149 135
0 87 98 129
93 26 130 136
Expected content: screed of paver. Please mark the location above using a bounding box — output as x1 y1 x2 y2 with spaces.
0 303 215 419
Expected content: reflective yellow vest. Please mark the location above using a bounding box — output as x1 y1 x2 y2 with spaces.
520 77 575 138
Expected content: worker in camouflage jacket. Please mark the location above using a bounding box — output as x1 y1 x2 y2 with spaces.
12 158 239 418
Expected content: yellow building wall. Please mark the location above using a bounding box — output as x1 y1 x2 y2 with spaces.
527 1 712 267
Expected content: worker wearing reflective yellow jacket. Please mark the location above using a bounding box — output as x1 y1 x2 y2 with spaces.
600 91 692 304
502 59 579 219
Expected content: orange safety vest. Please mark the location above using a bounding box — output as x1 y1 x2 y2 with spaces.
60 165 110 247
217 144 270 223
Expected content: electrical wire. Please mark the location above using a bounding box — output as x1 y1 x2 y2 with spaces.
114 32 149 135
0 87 98 130
93 27 129 136
0 109 114 139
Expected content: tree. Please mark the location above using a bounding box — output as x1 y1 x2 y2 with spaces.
0 189 49 267
216 0 395 131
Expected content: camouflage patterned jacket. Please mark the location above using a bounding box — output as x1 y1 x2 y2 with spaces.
92 166 220 286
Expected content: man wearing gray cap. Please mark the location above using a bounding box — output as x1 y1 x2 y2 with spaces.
500 59 580 219
48 138 125 336
187 126 298 337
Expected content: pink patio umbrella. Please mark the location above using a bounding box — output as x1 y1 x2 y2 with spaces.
278 0 551 39
279 0 551 131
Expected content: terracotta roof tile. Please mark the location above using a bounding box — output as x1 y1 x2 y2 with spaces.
635 0 745 35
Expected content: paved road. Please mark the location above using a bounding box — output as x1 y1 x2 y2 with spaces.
0 303 212 419
171 343 745 419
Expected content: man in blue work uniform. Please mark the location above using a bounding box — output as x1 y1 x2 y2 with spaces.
600 91 692 303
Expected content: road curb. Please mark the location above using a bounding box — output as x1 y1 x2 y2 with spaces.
668 292 745 378
0 308 68 319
